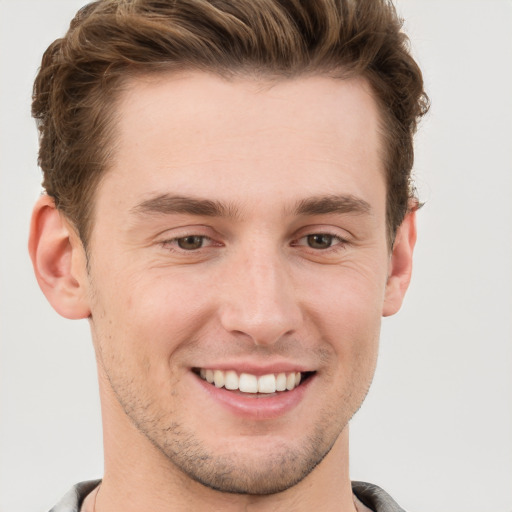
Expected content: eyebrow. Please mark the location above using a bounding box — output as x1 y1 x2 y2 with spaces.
131 193 371 219
131 194 240 218
293 194 372 216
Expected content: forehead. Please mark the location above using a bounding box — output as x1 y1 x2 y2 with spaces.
98 71 384 219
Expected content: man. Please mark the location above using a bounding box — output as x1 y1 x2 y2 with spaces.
28 0 428 510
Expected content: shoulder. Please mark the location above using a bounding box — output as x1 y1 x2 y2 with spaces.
352 481 408 512
48 480 101 512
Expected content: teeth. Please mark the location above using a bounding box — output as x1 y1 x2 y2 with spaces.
258 374 276 393
198 369 305 393
224 370 239 390
239 373 258 393
213 370 225 388
276 372 287 391
286 372 295 390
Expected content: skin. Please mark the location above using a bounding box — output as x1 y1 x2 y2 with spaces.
29 72 416 512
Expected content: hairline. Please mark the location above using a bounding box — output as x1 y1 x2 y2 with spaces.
70 65 406 252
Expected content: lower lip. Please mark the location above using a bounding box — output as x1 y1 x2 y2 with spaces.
194 373 314 420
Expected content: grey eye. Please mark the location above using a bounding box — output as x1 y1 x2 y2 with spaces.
306 234 334 249
177 235 204 250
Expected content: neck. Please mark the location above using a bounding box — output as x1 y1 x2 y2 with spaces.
98 425 356 511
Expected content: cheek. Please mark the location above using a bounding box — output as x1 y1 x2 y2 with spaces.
302 265 384 365
92 270 217 363
131 273 215 331
305 262 386 326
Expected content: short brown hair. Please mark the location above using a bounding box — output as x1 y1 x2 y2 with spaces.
32 0 429 247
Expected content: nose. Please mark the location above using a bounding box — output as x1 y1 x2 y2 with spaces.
218 247 303 346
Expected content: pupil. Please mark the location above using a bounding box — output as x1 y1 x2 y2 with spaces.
307 234 332 249
178 236 203 250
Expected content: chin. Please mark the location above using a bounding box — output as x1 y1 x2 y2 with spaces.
151 418 341 496
172 438 333 495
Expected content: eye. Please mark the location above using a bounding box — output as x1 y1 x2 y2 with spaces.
291 231 348 253
161 234 217 253
306 234 336 250
176 235 206 250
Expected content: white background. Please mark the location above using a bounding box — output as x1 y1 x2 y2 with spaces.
1 1 511 511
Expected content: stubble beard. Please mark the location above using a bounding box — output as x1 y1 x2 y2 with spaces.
142 410 340 495
92 315 377 496
103 366 367 496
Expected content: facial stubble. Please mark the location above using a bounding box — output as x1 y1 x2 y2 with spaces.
95 340 376 496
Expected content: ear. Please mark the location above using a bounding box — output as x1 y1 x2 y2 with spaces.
382 210 417 317
28 195 91 319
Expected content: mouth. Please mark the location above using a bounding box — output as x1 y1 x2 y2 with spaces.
193 368 315 395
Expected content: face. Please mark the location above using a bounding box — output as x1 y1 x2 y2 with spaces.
84 72 392 494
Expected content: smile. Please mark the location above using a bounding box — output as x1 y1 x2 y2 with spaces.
195 368 311 394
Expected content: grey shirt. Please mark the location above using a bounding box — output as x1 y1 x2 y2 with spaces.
48 479 406 512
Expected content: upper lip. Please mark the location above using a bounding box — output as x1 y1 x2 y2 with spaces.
191 360 315 376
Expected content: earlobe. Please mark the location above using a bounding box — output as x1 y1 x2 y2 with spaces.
382 210 417 317
28 195 91 319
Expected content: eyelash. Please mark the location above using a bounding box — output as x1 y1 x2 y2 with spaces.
160 235 218 252
160 232 348 253
292 232 348 252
